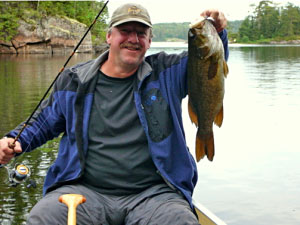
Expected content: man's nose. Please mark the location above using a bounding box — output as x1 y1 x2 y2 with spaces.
128 31 139 43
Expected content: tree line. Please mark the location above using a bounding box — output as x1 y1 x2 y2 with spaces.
153 1 300 43
152 23 189 42
235 0 300 43
0 1 108 45
1 1 299 44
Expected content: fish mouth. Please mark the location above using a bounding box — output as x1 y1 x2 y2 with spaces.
189 16 215 29
189 16 206 28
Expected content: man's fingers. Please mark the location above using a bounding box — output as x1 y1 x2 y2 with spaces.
0 138 22 164
200 9 213 17
13 141 22 153
3 147 16 156
2 153 14 161
211 10 220 19
0 159 10 164
0 149 14 164
200 9 217 18
200 9 227 33
6 139 22 153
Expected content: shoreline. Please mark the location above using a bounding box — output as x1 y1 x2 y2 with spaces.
150 41 300 48
1 41 300 54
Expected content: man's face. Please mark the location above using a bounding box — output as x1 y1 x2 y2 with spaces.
106 22 152 69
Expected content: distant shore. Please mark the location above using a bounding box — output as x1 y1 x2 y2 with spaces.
150 41 300 48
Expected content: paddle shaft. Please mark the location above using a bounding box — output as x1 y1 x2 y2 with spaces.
59 194 86 225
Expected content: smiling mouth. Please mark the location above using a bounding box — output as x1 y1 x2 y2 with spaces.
121 43 141 51
126 47 140 51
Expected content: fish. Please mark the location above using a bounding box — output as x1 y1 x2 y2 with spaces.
187 17 229 162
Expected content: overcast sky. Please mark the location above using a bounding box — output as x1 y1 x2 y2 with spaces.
107 0 300 23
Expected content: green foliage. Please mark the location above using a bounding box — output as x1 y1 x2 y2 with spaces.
227 20 243 42
0 1 108 44
236 1 300 43
0 2 22 42
153 23 189 42
1 0 299 44
152 1 300 44
227 20 243 34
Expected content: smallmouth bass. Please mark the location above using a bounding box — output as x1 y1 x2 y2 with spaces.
187 17 229 162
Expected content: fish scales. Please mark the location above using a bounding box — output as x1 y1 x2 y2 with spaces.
187 17 228 162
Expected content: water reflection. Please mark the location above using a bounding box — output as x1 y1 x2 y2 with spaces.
1 45 300 224
230 46 300 107
238 45 300 62
191 45 300 225
0 53 90 225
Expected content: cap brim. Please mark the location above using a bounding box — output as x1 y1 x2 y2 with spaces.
111 18 152 28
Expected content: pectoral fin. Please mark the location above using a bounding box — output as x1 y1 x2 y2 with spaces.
214 105 224 127
188 100 198 126
223 60 229 78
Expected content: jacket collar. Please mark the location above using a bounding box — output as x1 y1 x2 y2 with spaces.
71 50 152 84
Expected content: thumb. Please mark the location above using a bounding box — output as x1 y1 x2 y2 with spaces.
13 141 23 154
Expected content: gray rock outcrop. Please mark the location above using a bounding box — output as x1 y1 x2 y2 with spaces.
0 16 93 54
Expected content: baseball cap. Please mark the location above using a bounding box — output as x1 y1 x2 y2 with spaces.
109 3 152 28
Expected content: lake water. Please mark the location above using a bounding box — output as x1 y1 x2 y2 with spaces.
0 43 300 225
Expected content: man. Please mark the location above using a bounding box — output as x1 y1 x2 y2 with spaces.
0 3 228 224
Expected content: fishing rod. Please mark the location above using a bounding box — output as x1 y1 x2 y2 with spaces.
0 0 109 188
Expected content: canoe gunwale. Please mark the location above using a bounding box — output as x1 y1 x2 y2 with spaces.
193 199 227 225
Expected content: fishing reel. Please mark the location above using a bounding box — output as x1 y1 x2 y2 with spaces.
4 164 36 188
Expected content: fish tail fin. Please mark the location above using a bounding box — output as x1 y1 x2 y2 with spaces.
196 131 215 162
195 135 206 162
214 105 224 127
188 100 198 126
223 60 229 78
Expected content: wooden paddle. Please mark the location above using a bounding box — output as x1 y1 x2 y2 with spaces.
59 194 86 225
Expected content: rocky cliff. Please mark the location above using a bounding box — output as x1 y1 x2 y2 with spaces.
0 16 95 54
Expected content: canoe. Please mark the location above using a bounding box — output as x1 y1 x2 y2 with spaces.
193 199 227 225
59 194 227 225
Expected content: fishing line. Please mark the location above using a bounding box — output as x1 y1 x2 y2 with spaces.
10 0 109 148
1 0 109 187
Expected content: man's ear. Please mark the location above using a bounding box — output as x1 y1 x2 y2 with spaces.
146 37 151 49
106 32 111 45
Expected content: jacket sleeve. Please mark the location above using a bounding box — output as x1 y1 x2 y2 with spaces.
6 72 69 154
218 29 229 61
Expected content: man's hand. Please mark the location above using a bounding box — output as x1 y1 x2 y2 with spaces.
0 138 22 164
200 9 227 33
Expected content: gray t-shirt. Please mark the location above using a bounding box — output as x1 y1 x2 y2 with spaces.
81 70 163 195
